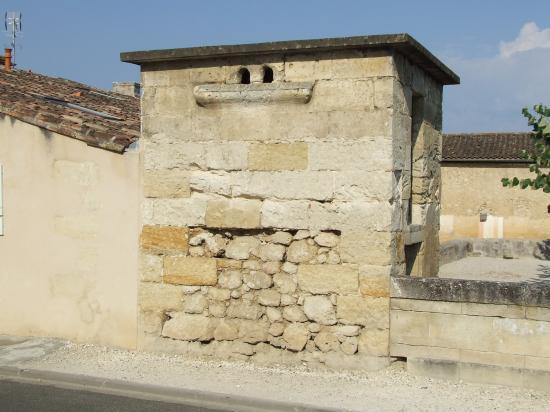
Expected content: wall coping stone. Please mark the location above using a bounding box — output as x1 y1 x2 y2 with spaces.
391 276 550 308
120 33 459 85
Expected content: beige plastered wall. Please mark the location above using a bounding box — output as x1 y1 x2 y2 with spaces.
0 116 140 348
440 163 550 241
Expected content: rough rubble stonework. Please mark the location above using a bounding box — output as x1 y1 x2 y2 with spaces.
135 40 445 369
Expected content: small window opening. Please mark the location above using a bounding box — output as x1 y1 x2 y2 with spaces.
262 66 274 83
239 68 250 84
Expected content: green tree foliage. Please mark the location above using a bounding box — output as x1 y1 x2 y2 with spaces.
502 104 550 192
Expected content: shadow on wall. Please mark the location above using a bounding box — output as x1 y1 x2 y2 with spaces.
535 239 550 260
440 238 550 265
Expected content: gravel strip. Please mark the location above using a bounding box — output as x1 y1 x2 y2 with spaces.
17 341 550 411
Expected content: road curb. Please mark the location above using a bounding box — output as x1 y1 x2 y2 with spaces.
0 365 339 412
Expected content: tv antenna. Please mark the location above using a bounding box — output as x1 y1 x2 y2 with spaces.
4 12 22 66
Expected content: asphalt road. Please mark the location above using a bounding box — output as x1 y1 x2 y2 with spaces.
0 380 225 412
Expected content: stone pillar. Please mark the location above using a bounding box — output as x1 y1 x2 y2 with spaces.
122 35 457 369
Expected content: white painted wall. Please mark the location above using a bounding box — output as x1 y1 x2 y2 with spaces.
0 116 140 349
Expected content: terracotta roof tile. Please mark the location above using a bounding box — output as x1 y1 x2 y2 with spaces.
0 69 140 153
442 133 534 162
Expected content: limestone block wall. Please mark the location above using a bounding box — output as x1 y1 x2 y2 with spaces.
137 48 444 367
390 276 550 390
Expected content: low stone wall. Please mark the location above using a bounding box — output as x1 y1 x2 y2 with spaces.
139 226 391 370
390 276 550 390
440 238 550 265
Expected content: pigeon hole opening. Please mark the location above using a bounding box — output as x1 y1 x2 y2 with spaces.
239 68 251 84
262 66 274 83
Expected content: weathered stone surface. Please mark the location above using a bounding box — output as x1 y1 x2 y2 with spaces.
139 311 165 335
213 319 239 341
256 243 286 262
339 231 394 265
225 236 261 260
337 296 389 328
280 294 297 306
143 170 190 198
208 288 231 301
139 283 183 312
243 260 262 270
189 171 232 196
260 200 310 229
341 337 359 355
243 271 273 289
204 142 248 171
215 258 242 269
327 250 341 264
266 307 282 322
262 261 281 275
314 232 339 247
273 273 297 294
183 293 208 314
164 257 217 286
283 305 307 322
189 246 205 257
161 313 216 341
294 230 311 240
249 143 308 171
237 319 269 343
358 329 389 356
308 139 393 172
230 341 256 356
330 325 361 338
268 322 285 336
314 331 340 352
218 270 242 289
205 198 261 228
297 264 359 294
303 296 337 325
226 300 262 320
270 231 293 245
204 234 227 257
287 240 317 263
209 301 226 318
140 225 189 253
143 195 207 227
359 272 390 298
281 262 298 274
257 289 281 306
283 323 309 351
141 254 162 282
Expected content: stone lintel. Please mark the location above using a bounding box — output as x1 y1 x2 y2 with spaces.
193 82 314 106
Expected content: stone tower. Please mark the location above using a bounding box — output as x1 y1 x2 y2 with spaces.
122 34 458 368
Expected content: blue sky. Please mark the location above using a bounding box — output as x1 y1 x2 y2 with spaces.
3 0 550 132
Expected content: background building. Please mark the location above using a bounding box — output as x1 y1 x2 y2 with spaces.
440 133 549 241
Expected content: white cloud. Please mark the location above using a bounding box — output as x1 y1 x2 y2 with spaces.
443 22 550 132
444 48 550 132
499 22 550 58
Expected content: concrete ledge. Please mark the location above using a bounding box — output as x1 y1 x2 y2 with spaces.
0 366 336 412
407 358 550 392
391 276 550 308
